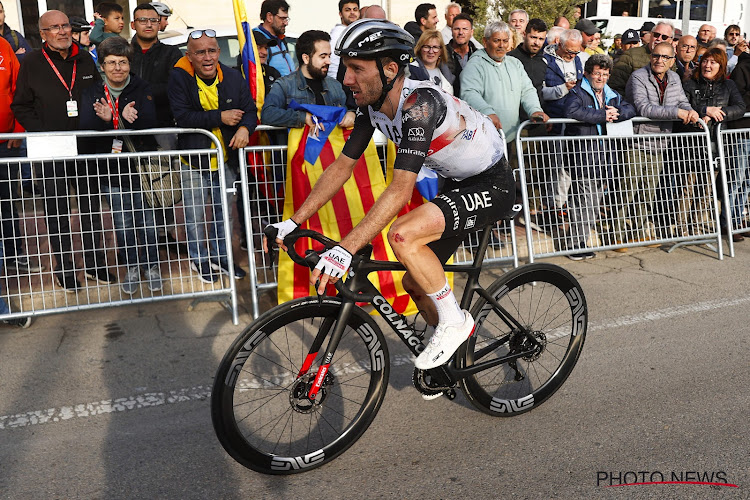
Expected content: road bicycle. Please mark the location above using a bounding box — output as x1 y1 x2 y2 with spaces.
211 224 587 474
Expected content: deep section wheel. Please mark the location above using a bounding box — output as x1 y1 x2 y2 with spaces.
458 263 587 416
212 296 389 474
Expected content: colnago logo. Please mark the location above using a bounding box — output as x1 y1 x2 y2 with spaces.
373 295 424 352
358 30 383 47
271 450 325 471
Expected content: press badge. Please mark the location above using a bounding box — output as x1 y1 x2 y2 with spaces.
66 100 78 117
111 139 123 154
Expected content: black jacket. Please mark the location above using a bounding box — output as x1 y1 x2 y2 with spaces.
404 21 423 42
130 38 183 127
168 57 257 168
448 39 477 83
11 43 101 132
730 51 750 129
79 74 158 187
680 76 746 138
508 44 547 122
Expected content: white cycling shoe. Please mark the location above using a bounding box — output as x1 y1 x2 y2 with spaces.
414 310 475 370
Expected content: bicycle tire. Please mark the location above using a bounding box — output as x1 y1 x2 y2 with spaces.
458 263 587 416
211 296 390 474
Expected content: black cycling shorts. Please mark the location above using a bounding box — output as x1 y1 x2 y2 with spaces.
428 156 515 263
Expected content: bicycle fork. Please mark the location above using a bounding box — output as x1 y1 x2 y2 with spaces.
297 300 357 402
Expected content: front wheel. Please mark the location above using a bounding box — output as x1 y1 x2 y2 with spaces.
458 263 587 416
211 296 390 474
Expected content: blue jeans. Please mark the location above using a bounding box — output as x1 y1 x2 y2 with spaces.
101 183 160 268
721 139 750 229
180 165 235 263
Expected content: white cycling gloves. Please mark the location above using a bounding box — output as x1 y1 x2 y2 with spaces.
314 245 352 280
266 219 298 243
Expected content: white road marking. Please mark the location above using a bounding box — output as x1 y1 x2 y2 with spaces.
1 295 747 431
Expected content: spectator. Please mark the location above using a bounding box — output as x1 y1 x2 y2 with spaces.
553 17 570 30
542 29 583 120
130 3 182 133
79 37 163 294
329 0 360 82
707 38 728 52
697 24 716 48
610 21 675 95
255 0 295 77
253 30 281 92
672 28 682 50
546 26 564 46
608 34 622 57
639 21 655 46
618 42 699 245
562 53 635 259
409 29 457 95
728 39 750 237
460 21 547 147
508 18 548 100
441 2 461 44
447 13 478 76
574 18 601 64
573 6 581 20
0 1 31 61
150 2 172 32
12 10 113 292
70 16 96 63
360 4 386 19
621 29 640 51
725 24 741 62
404 3 437 41
90 2 125 46
261 30 354 129
675 35 697 80
541 28 583 216
169 29 255 282
0 36 39 277
679 48 746 240
507 9 528 49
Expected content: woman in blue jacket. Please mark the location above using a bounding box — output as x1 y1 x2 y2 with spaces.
562 53 636 259
80 36 162 295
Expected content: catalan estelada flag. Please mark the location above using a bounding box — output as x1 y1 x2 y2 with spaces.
232 0 263 117
277 126 418 315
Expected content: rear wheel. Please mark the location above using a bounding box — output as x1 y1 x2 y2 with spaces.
458 263 587 416
211 296 389 474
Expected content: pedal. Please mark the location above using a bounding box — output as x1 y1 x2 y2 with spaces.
444 388 457 400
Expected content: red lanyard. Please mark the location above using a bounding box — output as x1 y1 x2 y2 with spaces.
103 84 120 129
42 48 77 99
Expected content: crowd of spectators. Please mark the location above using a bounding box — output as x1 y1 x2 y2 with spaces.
2 0 750 326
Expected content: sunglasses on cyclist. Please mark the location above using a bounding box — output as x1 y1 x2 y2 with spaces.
189 29 217 40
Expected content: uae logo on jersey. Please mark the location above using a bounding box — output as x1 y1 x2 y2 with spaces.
407 127 425 141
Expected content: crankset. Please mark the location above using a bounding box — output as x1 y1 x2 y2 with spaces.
412 368 457 400
289 372 335 413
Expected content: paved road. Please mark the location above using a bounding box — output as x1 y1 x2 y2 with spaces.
1 241 748 499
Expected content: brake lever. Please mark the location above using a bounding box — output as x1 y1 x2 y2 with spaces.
304 250 324 304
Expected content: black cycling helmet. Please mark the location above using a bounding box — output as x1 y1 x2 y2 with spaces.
69 16 92 33
335 19 415 110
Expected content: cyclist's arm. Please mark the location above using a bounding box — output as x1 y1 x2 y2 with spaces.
289 108 375 225
336 87 443 254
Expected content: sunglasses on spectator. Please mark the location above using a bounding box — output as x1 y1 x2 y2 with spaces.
135 17 159 25
189 29 217 39
651 53 675 60
41 23 72 33
651 32 673 41
565 49 581 56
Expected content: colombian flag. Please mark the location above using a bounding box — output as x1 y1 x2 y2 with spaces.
232 0 263 117
277 126 419 315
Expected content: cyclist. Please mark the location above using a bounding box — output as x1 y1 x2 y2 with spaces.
264 19 549 370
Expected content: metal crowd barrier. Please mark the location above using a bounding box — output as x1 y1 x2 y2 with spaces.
239 125 519 318
0 128 239 325
717 113 750 257
516 117 722 262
